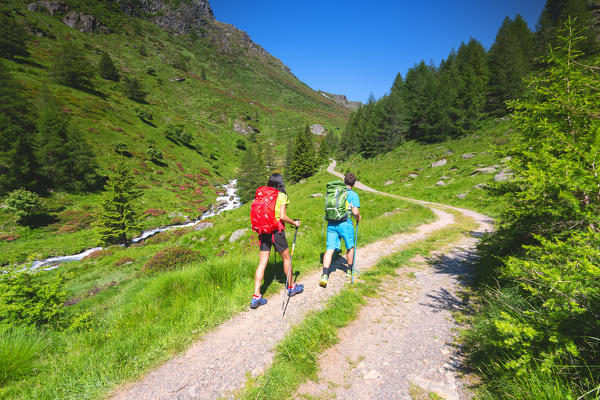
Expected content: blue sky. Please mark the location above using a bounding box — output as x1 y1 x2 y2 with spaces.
210 1 547 103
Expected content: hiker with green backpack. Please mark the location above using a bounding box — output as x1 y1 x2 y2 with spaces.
319 172 361 288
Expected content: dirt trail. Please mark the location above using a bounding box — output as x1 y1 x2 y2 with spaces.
110 162 492 400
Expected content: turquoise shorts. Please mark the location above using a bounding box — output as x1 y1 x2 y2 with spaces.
326 221 355 251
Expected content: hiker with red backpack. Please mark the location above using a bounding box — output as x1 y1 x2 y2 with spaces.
319 172 361 288
250 173 304 309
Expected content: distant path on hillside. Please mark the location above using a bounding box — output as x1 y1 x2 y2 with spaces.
110 161 492 400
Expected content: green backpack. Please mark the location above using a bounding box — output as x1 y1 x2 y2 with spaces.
324 180 348 222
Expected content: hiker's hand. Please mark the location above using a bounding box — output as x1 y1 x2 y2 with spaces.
294 219 301 228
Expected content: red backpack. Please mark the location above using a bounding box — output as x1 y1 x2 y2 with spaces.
250 186 284 234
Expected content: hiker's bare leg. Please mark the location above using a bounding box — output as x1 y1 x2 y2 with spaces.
346 248 354 267
322 249 335 276
279 248 293 287
254 250 270 297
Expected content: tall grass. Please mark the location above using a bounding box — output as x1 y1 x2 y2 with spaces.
0 326 49 385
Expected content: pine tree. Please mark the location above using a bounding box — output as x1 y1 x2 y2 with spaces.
99 52 119 81
487 15 534 114
287 124 317 182
50 42 95 89
0 13 30 60
237 143 266 203
123 76 148 103
456 39 489 130
95 165 141 246
0 61 36 194
316 138 330 165
35 96 98 192
537 0 597 54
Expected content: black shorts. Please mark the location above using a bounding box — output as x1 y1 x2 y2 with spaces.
259 230 289 253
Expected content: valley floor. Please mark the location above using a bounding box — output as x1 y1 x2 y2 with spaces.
110 162 493 400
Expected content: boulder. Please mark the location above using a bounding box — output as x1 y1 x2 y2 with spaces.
471 167 497 175
456 193 468 199
494 169 514 182
431 159 447 168
229 228 248 243
193 222 213 231
444 150 454 155
299 179 307 184
501 156 512 163
310 193 323 198
435 180 446 186
474 183 488 190
440 176 449 180
384 180 394 186
310 124 326 135
408 173 418 179
462 153 476 159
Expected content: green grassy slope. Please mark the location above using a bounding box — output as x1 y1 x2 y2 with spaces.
0 1 349 263
338 118 516 217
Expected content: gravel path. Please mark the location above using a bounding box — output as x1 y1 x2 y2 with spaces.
109 162 492 400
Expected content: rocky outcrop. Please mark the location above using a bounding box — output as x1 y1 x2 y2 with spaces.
27 1 67 16
318 91 362 111
63 11 109 34
431 159 447 168
117 0 214 35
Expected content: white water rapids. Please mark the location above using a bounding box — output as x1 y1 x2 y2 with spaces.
26 179 241 272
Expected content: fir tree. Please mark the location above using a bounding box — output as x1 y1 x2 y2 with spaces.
487 15 534 114
537 0 597 54
287 124 317 182
316 138 330 166
123 76 148 103
95 165 141 246
236 143 266 203
0 13 30 60
0 61 36 194
50 42 95 89
99 51 119 81
35 96 99 192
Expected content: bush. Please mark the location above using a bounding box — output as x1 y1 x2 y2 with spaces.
0 325 48 385
137 109 153 122
142 246 204 273
164 123 184 141
122 76 148 103
0 269 66 327
5 189 43 222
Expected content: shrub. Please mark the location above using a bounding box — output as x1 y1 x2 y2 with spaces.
147 144 163 162
114 257 135 267
5 189 43 222
144 208 166 216
0 269 66 327
114 142 128 155
142 246 204 273
137 109 153 122
0 325 48 385
164 123 184 142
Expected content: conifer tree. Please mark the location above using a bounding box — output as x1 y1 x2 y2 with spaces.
316 138 330 165
0 61 36 194
123 76 148 103
487 15 534 114
0 13 30 60
35 96 98 192
287 124 317 181
95 165 141 246
50 42 95 89
537 0 597 54
99 52 119 81
236 143 266 203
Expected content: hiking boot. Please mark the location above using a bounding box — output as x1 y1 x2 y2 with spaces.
346 266 360 278
288 283 304 297
250 296 267 309
319 274 329 288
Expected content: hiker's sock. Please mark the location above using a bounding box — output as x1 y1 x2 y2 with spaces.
322 267 329 276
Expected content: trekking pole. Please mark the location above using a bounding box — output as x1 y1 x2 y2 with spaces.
282 220 299 316
351 221 359 285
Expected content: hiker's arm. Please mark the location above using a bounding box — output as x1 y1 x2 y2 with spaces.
352 206 361 223
280 204 301 227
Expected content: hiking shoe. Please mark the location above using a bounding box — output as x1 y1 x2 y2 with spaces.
319 274 329 288
250 296 267 309
346 266 360 278
288 283 304 297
